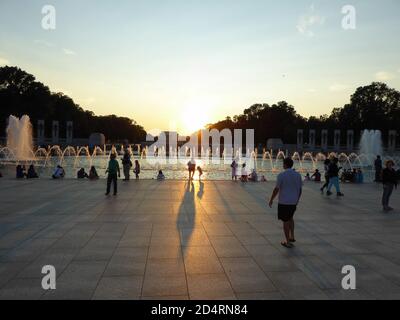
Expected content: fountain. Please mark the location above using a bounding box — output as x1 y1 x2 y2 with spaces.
6 115 34 160
359 130 383 163
0 115 398 180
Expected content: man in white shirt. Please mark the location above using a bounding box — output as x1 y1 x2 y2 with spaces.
269 158 302 248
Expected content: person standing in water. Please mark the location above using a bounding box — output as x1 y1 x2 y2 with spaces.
382 160 397 211
105 153 120 196
269 158 302 248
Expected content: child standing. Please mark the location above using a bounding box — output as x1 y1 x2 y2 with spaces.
105 153 120 196
197 166 203 180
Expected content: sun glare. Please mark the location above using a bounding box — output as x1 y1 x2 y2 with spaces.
180 99 214 135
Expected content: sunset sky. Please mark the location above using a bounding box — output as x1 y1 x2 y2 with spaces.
1 0 400 134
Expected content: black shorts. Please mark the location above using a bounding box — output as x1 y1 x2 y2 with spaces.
278 204 297 222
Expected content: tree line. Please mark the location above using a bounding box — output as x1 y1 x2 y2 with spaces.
0 66 147 143
207 82 400 146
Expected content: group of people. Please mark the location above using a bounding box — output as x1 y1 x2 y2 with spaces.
16 164 39 179
341 168 364 183
77 166 99 180
187 159 203 180
230 160 267 182
320 158 345 197
121 150 141 181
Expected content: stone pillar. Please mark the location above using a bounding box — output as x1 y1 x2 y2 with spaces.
321 129 328 152
347 130 354 152
297 129 303 151
37 120 45 145
52 121 59 144
309 129 316 150
66 121 73 145
334 130 341 151
388 130 397 153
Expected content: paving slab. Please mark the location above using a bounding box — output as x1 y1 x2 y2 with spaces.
0 179 399 299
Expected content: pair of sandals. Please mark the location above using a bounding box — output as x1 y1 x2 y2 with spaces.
281 239 296 248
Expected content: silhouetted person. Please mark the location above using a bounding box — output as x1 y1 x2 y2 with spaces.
27 164 38 179
16 165 26 179
311 169 321 182
231 160 238 181
105 153 120 196
240 164 248 182
320 159 330 193
77 168 88 179
382 160 397 211
52 165 65 179
122 150 132 181
375 155 383 182
187 158 196 180
248 169 258 182
133 160 140 179
269 158 302 248
89 166 99 180
197 166 203 180
326 158 344 197
157 170 165 180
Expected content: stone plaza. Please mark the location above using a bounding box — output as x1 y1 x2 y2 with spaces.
0 178 400 300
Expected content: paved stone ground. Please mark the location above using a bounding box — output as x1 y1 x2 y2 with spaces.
0 178 400 300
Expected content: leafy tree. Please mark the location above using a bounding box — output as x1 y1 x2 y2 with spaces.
0 66 146 143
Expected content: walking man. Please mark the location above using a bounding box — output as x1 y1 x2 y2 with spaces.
326 158 344 197
269 158 302 248
105 153 120 196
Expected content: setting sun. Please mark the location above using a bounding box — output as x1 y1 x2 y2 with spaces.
180 99 215 135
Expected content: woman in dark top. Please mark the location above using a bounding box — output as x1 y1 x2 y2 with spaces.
382 160 397 211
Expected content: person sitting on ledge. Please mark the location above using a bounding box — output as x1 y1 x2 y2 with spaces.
52 165 65 179
27 164 39 179
248 169 258 182
157 170 165 180
16 165 26 179
89 166 99 180
260 175 267 182
304 173 311 181
77 168 89 179
311 169 321 182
